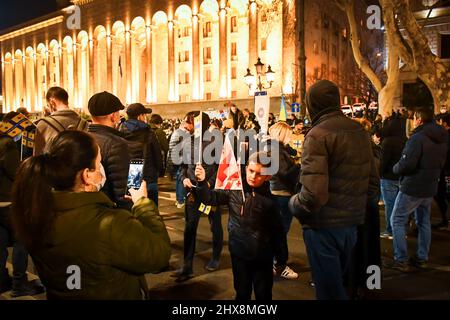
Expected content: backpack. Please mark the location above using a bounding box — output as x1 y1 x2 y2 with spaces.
40 116 88 133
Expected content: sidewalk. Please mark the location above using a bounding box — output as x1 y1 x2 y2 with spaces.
1 177 449 300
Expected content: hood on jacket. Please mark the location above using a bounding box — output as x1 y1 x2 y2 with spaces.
121 119 149 133
306 80 341 124
414 121 448 144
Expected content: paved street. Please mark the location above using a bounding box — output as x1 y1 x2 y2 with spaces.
1 177 450 300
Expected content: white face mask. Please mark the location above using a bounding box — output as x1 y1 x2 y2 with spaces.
90 163 106 192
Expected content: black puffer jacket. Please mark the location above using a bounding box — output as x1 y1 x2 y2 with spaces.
88 124 131 209
289 80 375 229
118 119 163 183
381 117 407 180
197 180 283 261
393 121 448 198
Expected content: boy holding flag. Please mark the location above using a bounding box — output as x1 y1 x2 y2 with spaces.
195 151 284 301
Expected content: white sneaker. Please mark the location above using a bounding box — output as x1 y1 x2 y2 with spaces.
279 265 299 279
176 202 185 209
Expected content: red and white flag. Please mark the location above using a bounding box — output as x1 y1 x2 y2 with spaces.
215 134 243 190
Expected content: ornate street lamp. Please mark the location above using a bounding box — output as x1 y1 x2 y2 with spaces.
244 57 275 92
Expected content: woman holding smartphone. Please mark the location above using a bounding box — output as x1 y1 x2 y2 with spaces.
10 130 171 300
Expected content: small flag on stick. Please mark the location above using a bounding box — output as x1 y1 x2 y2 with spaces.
215 133 243 191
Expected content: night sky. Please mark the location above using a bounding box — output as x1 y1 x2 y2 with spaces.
0 0 70 96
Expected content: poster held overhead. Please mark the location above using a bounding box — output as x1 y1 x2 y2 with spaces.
254 91 270 134
194 112 203 164
279 95 288 122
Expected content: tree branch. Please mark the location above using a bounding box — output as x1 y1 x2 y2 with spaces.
342 0 383 92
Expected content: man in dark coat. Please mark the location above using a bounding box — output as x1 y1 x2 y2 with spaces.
174 112 224 282
380 116 407 238
432 113 450 230
118 104 163 205
87 92 131 209
390 107 448 271
289 80 376 300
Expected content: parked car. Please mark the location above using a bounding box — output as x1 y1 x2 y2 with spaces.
352 103 366 112
341 105 354 117
368 102 378 111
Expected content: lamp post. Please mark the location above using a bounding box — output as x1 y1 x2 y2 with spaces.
244 57 275 92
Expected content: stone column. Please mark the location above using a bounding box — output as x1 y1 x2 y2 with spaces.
33 53 39 111
73 42 79 107
151 26 157 102
22 55 27 108
125 30 132 104
1 52 6 112
9 57 17 111
219 5 228 98
45 50 50 93
59 47 64 87
192 14 201 100
89 39 95 98
106 35 113 92
168 20 175 102
248 0 258 69
145 26 152 103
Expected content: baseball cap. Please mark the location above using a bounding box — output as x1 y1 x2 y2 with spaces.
126 103 152 118
88 92 125 116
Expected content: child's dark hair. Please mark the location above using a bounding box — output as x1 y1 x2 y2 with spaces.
11 130 98 251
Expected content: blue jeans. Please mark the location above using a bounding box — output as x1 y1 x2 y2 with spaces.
303 226 357 300
380 179 400 234
176 167 186 204
391 191 432 262
274 196 292 266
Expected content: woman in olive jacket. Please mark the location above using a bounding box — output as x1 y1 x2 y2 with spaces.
11 130 171 300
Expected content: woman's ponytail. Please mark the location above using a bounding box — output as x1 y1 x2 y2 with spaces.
11 154 56 251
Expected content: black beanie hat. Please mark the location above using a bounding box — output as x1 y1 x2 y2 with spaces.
306 80 341 123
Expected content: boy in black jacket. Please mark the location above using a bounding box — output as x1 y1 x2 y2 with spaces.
195 152 283 300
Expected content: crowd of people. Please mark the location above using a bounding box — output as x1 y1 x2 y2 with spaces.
0 79 448 300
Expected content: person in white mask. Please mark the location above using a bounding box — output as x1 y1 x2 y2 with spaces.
10 130 171 299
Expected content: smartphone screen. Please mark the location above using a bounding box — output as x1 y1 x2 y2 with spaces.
126 159 145 194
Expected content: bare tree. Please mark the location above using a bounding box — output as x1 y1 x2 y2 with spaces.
382 0 450 113
332 0 449 114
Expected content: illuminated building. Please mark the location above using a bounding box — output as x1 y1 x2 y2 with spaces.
0 0 380 116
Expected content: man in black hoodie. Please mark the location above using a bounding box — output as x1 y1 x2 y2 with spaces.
289 80 376 300
391 107 448 271
118 103 163 205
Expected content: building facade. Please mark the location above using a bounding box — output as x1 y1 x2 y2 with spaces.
0 0 377 116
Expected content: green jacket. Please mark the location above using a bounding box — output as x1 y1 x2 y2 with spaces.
32 192 171 300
